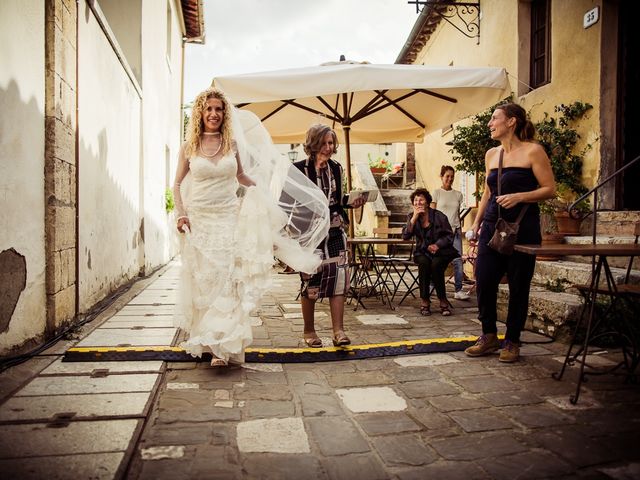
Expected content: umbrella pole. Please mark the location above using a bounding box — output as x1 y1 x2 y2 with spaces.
343 124 354 238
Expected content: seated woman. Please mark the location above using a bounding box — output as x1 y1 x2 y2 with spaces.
402 188 459 316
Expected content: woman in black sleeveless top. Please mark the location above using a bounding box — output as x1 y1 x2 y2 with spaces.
465 103 556 363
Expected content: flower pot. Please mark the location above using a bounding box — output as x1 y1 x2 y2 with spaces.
554 211 581 235
539 232 565 260
370 167 387 175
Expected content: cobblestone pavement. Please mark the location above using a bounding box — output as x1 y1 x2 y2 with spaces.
1 261 640 479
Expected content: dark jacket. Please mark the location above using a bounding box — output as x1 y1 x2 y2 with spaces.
293 158 350 224
402 209 459 260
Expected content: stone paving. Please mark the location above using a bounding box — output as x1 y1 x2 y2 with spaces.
1 261 640 479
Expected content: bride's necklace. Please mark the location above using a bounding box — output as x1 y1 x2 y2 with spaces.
200 136 222 158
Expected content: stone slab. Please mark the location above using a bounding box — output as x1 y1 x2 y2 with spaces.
100 317 174 328
321 453 389 480
394 354 460 367
42 359 163 375
306 417 370 456
395 461 490 480
500 405 574 427
398 379 460 398
115 305 175 315
300 393 344 417
16 373 159 396
236 417 310 453
76 328 176 347
478 451 574 479
430 433 528 460
337 386 407 412
0 420 138 457
372 434 436 466
448 409 514 433
0 392 150 421
0 452 125 480
356 314 408 325
355 412 422 436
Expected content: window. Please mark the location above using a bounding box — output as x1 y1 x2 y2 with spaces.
530 0 551 88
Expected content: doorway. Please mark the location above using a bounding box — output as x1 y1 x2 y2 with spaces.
618 0 640 209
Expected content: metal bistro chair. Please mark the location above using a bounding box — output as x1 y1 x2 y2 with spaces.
370 227 413 302
570 222 640 378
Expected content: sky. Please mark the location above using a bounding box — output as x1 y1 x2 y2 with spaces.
183 0 420 103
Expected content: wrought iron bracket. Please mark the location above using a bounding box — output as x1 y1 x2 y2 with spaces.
408 1 481 44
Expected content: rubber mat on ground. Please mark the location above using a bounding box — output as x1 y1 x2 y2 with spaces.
62 336 496 363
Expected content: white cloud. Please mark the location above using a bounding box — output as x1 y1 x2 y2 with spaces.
184 0 418 102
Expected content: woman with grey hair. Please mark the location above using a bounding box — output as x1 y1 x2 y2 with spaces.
293 124 365 348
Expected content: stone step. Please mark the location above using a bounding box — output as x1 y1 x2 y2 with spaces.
563 235 639 268
580 211 640 235
497 285 583 339
532 259 640 290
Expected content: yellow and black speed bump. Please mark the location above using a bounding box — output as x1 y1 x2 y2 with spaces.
63 336 488 363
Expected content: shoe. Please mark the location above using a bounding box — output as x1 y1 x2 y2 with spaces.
332 331 351 347
464 333 500 357
499 339 520 363
303 335 323 348
454 290 471 300
420 304 431 316
440 304 452 316
210 357 228 367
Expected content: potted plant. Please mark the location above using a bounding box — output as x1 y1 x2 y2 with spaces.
368 153 391 175
536 101 593 235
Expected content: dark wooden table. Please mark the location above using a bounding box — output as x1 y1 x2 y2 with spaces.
515 243 640 403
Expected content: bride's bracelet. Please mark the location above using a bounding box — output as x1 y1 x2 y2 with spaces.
177 215 189 222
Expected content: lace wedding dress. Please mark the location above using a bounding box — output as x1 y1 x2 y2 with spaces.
174 108 329 363
174 153 257 363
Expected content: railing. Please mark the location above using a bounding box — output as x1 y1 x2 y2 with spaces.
569 153 640 244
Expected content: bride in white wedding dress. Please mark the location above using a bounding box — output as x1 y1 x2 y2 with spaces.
172 88 329 366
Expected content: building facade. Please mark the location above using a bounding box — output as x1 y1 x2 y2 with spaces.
0 0 204 355
397 0 639 214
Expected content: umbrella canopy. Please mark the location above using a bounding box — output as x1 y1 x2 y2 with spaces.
213 62 509 144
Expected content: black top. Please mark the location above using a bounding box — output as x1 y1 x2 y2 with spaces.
293 158 350 225
402 208 459 259
484 167 540 223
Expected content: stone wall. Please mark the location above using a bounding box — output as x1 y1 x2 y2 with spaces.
44 0 77 334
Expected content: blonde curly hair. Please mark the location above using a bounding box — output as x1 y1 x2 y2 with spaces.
185 88 233 158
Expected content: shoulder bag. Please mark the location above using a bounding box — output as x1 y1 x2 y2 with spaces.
487 149 529 255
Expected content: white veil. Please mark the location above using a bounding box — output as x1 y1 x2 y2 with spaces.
180 106 329 274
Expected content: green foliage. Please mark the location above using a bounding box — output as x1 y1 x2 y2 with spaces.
536 102 593 200
448 98 593 208
544 278 570 293
446 100 504 193
165 188 175 213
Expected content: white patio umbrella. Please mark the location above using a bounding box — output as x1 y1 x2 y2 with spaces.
212 61 511 191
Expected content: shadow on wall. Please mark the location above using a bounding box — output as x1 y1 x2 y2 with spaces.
78 128 171 313
0 79 46 353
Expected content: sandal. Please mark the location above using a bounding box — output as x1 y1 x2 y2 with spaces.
210 357 228 367
420 305 431 316
440 302 452 316
332 331 351 347
303 335 323 348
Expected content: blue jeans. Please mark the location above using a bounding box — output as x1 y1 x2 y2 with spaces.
452 228 464 292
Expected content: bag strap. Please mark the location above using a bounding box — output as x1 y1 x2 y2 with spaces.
496 148 529 225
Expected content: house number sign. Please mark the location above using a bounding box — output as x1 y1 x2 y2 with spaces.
583 7 599 29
